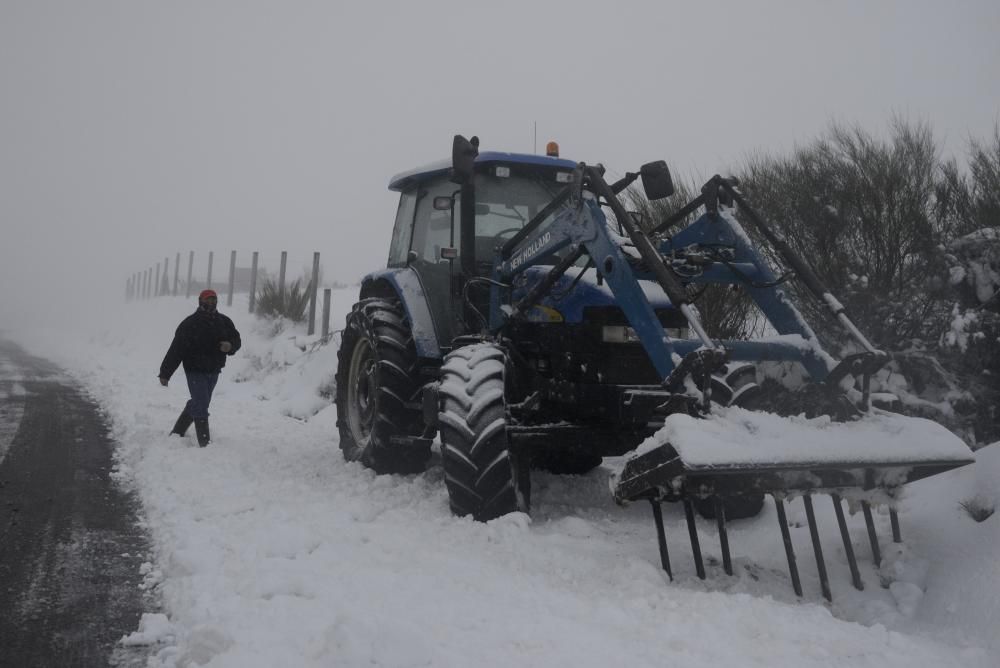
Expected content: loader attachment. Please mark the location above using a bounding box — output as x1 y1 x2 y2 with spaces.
416 138 974 601
610 407 974 599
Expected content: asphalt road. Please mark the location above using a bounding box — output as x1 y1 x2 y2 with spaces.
0 339 153 667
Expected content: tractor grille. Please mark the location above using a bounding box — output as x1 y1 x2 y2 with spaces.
582 306 685 384
509 306 686 386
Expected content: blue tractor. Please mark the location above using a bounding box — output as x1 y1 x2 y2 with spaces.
335 135 972 599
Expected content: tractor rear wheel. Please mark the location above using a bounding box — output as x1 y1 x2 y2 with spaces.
438 343 530 521
335 298 429 474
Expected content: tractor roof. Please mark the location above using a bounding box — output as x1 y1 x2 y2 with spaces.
388 151 578 192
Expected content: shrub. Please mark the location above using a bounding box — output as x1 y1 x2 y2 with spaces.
255 277 312 322
959 495 996 523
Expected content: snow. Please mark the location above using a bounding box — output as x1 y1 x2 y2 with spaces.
949 228 1000 305
943 304 985 353
7 291 999 667
628 405 974 467
121 613 175 647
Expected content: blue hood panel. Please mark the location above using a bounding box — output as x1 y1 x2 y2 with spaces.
515 266 676 323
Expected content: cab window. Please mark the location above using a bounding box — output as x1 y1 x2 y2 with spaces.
411 178 461 263
472 170 565 267
387 191 416 267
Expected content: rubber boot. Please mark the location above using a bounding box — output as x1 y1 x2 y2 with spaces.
194 419 211 447
170 411 193 436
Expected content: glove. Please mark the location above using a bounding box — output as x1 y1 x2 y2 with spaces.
219 341 232 353
159 377 169 387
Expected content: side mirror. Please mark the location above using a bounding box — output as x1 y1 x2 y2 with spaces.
640 160 674 200
433 196 453 211
451 134 479 184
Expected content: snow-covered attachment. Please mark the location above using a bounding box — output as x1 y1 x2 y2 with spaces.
611 408 973 600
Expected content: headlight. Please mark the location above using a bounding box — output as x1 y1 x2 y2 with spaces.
525 305 564 323
602 326 689 343
602 326 641 343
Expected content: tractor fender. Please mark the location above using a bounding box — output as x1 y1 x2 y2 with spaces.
360 268 441 359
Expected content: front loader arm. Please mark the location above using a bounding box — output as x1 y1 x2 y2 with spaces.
490 165 862 387
492 173 696 381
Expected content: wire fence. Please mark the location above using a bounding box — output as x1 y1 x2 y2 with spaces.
126 250 338 338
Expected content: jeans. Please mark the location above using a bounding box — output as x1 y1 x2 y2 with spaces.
184 371 220 420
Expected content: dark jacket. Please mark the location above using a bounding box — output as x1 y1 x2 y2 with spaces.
159 308 242 379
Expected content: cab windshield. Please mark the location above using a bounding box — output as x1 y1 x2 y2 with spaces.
472 168 568 265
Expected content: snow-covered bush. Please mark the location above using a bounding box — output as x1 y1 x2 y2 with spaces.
934 227 1000 444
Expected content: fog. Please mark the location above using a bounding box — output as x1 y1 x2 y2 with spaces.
2 0 998 330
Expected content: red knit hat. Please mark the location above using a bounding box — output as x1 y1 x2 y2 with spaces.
199 289 218 300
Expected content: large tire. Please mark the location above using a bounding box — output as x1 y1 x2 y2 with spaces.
438 343 530 521
335 298 429 474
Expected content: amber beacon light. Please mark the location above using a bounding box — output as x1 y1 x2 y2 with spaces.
545 141 559 157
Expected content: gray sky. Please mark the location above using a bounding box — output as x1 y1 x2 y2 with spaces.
2 0 998 325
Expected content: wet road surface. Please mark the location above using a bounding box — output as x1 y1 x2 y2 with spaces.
0 339 153 667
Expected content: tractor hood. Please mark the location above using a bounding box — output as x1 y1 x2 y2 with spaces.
514 265 675 324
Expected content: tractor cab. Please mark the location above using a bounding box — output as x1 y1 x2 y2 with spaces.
387 149 578 343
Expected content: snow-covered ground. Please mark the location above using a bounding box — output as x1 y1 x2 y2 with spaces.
7 291 999 667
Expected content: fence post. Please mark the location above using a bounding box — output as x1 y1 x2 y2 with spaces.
227 250 236 307
207 251 214 290
322 288 331 339
308 252 320 336
144 268 150 300
162 256 170 295
278 251 287 303
173 252 180 296
249 251 259 313
154 262 161 297
186 251 194 298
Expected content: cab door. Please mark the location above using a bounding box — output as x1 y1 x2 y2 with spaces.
400 176 463 346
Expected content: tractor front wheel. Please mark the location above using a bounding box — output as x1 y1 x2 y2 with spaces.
438 343 530 521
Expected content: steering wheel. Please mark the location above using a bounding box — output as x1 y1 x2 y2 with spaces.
492 227 523 243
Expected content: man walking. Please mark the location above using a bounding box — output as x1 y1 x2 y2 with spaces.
158 289 241 446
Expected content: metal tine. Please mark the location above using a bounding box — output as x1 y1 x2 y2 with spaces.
832 494 863 590
774 497 803 597
890 508 902 543
683 498 706 579
714 497 733 576
649 499 673 580
861 501 882 567
803 495 832 601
